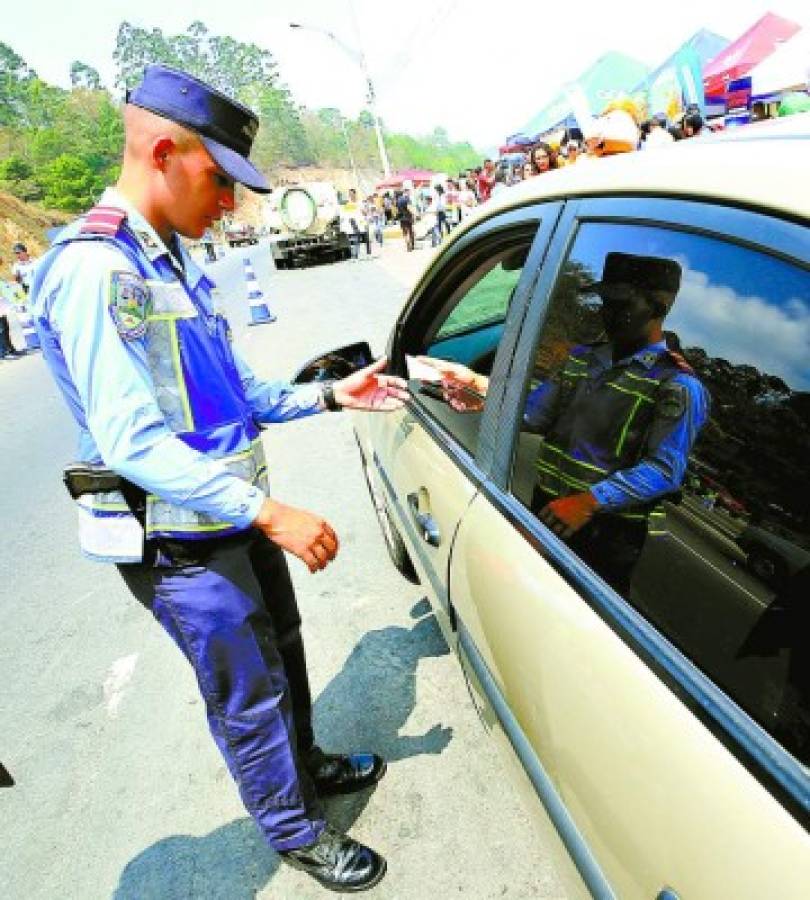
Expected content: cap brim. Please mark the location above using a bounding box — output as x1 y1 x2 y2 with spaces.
201 136 271 194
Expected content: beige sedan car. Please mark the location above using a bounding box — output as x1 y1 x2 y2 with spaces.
298 115 810 898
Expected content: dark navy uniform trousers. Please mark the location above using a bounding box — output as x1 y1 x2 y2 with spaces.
118 531 326 850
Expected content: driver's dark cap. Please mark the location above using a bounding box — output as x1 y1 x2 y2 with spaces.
126 64 270 193
589 252 682 305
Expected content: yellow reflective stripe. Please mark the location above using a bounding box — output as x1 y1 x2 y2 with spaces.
566 356 588 367
144 521 234 535
605 381 656 402
147 312 197 321
615 395 644 457
623 370 661 386
542 443 608 476
536 463 591 493
91 501 130 512
167 319 194 431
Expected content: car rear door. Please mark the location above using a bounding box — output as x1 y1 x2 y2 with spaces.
448 197 810 898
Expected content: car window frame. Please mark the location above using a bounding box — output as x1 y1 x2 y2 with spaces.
486 195 810 826
388 201 564 479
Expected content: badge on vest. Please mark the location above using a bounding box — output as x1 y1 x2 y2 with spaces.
109 271 151 340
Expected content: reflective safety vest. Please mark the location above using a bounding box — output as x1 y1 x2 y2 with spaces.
534 345 687 532
38 205 268 556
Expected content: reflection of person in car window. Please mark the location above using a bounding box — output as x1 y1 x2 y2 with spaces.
415 252 710 596
524 252 710 594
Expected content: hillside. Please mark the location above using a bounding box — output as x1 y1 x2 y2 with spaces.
0 191 69 279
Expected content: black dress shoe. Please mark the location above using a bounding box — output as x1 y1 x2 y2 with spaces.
305 746 387 796
279 824 386 892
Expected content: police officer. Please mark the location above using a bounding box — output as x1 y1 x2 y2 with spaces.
31 65 409 892
415 252 710 596
526 252 710 594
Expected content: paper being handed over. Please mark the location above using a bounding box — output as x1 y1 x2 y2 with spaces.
405 355 442 382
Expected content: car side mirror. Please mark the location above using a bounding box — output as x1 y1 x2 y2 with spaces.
292 341 374 384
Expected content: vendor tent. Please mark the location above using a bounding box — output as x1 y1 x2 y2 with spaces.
518 52 649 138
375 168 435 191
750 28 810 99
703 12 801 97
633 29 729 117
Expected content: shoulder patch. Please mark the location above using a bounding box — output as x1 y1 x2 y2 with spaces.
108 271 151 340
658 382 688 420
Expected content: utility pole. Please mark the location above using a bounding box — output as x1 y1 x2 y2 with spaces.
289 21 391 178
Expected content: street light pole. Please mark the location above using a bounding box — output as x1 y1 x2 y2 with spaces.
289 22 391 178
339 114 361 191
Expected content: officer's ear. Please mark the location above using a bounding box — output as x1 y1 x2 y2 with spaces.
152 137 177 172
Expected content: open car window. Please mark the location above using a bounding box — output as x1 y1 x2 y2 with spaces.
409 231 537 456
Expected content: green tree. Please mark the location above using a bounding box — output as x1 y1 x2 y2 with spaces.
40 153 103 211
0 153 41 201
70 61 102 90
0 42 36 126
112 20 312 166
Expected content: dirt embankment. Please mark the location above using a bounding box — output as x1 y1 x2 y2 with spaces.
0 192 70 280
0 166 372 273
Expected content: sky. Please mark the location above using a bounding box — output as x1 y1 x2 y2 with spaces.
5 0 810 151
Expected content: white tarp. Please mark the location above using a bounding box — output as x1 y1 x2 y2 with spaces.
750 28 810 97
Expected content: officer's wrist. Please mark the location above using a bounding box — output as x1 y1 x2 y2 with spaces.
320 381 343 412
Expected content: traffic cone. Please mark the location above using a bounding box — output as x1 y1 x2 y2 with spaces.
243 257 276 326
16 304 40 351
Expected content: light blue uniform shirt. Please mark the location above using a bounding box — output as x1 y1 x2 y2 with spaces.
34 188 324 531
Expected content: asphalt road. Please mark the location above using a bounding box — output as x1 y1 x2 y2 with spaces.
0 241 566 900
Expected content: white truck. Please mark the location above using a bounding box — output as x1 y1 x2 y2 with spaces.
264 182 352 268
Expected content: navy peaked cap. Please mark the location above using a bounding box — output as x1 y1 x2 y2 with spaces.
586 252 682 307
127 64 270 193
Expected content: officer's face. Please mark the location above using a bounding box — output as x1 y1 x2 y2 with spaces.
600 289 656 344
163 142 236 239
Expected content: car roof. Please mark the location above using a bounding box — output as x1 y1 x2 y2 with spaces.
478 113 810 223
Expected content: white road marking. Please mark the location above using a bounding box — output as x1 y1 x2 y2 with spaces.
667 532 767 606
103 654 138 718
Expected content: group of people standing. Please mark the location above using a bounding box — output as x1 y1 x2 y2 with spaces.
481 104 714 196
0 242 35 360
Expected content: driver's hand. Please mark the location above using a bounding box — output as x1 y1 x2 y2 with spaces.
415 356 488 412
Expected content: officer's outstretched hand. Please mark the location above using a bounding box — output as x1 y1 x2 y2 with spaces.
540 492 599 540
334 356 410 411
253 498 339 573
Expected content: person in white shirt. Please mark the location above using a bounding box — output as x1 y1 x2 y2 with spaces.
11 243 36 294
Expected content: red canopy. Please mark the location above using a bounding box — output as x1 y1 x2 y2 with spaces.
703 12 801 97
375 168 435 191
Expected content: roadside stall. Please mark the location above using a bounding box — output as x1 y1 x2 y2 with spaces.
702 11 801 121
749 27 810 115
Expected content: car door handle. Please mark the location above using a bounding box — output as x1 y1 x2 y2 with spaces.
407 491 441 547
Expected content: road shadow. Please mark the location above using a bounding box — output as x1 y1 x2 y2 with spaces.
114 818 276 900
114 601 451 898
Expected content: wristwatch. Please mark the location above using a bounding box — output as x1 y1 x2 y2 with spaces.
321 381 343 412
